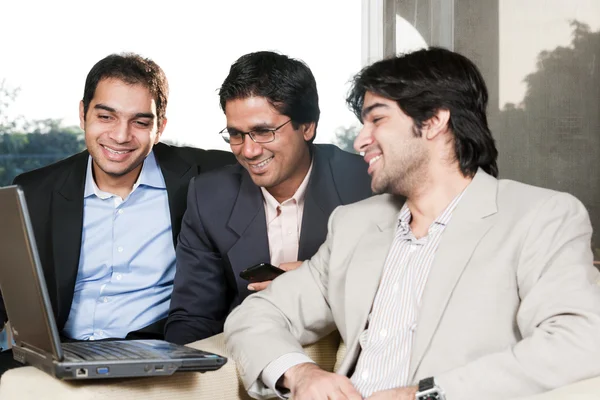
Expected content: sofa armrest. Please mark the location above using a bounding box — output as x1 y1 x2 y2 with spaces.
0 331 341 400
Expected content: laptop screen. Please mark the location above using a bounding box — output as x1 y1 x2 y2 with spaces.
0 186 63 360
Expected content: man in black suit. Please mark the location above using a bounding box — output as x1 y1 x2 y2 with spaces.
0 53 234 370
165 51 373 345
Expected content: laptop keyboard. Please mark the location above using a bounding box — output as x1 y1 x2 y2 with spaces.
62 341 164 362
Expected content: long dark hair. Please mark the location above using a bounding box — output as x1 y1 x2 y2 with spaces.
347 47 498 177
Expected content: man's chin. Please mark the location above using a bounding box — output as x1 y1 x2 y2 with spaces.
371 177 387 195
95 159 141 179
245 168 273 185
249 175 274 189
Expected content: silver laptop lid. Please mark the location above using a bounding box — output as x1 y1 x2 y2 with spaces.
0 185 63 361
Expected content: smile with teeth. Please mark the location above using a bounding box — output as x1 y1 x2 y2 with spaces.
251 156 273 169
369 155 382 165
103 145 132 155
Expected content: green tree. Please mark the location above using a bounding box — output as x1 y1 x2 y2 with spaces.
0 122 85 186
0 83 85 186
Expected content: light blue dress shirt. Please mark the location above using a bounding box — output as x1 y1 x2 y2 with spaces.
62 151 176 340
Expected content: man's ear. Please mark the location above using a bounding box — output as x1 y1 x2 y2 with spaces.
155 117 168 144
79 101 85 130
301 122 316 142
423 109 450 140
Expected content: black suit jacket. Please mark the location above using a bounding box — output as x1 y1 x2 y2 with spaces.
0 142 235 339
165 144 373 344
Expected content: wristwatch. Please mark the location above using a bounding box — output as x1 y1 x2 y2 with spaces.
415 377 446 400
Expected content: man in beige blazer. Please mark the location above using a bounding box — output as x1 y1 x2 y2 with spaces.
225 47 600 400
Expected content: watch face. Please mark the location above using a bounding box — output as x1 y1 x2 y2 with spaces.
417 377 445 400
417 391 443 400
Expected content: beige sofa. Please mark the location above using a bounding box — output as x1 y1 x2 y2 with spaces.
0 332 599 400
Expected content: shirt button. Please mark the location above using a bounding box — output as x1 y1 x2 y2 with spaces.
287 230 292 236
380 329 388 337
117 246 123 253
102 297 109 303
115 273 122 280
117 209 124 215
361 370 369 380
89 335 95 341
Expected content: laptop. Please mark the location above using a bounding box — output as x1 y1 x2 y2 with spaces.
0 185 227 379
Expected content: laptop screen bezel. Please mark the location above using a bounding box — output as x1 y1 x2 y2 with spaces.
0 186 64 361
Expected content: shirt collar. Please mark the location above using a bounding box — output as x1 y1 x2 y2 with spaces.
261 158 314 209
84 150 165 199
397 186 468 235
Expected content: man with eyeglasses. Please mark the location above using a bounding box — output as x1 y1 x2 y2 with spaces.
165 51 372 345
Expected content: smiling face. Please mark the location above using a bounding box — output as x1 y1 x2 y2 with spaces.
354 91 429 196
80 77 166 189
225 96 314 202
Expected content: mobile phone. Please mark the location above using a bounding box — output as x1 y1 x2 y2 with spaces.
239 263 285 283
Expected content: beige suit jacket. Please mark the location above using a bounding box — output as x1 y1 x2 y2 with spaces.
225 170 600 399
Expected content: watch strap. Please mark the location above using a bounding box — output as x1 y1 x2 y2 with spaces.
418 377 435 392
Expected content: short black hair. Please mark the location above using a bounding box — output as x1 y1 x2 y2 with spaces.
347 47 498 178
82 53 169 124
219 51 320 143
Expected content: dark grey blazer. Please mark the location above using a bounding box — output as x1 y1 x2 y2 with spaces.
165 144 373 344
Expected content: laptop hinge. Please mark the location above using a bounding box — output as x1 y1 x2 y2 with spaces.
15 342 59 362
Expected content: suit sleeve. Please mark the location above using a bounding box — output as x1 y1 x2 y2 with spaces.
224 208 340 399
435 193 600 399
165 178 231 344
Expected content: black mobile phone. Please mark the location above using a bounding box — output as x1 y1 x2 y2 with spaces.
239 263 285 283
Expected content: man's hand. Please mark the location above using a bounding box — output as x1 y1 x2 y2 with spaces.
282 362 362 400
366 386 418 400
247 261 303 291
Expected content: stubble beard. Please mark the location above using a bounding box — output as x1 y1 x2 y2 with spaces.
375 151 429 197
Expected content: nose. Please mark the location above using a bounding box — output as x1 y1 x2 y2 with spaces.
240 135 263 159
109 120 133 144
354 125 373 154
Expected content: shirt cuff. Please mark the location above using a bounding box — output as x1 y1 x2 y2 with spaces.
261 352 316 397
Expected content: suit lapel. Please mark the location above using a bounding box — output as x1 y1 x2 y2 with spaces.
227 170 271 300
153 143 198 247
408 170 498 380
337 196 403 374
299 147 341 261
52 152 88 329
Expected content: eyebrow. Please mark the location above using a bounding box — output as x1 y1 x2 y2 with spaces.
226 122 276 132
93 104 155 120
361 103 390 119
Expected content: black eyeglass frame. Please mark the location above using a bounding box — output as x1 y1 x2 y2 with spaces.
218 119 292 145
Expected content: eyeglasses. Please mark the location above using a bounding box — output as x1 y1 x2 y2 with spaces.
219 119 292 145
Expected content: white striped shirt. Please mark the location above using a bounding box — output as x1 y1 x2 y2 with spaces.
351 192 465 397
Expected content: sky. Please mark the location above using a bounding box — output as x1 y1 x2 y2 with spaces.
1 0 599 149
0 0 362 151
